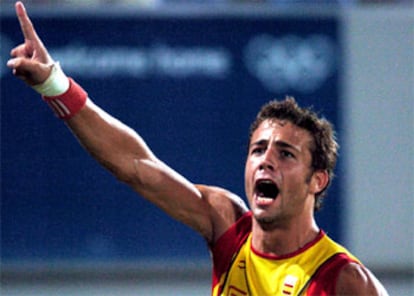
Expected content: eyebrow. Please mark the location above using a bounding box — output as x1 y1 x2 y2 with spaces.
250 139 301 153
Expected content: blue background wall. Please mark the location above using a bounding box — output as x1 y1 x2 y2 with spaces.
1 13 342 262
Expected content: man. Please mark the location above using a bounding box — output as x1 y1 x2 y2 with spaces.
7 1 388 295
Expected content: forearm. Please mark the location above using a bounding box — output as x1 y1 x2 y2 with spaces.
66 98 156 184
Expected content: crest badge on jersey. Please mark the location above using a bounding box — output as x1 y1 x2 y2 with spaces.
282 275 298 295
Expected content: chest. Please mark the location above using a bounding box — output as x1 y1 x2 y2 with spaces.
219 235 342 296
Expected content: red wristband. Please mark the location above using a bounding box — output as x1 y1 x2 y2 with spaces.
42 78 88 120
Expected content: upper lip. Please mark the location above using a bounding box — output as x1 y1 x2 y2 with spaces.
254 171 277 187
255 177 275 187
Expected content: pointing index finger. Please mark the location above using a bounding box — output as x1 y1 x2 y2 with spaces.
15 1 38 41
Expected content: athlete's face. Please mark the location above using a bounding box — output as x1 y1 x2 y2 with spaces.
244 119 326 228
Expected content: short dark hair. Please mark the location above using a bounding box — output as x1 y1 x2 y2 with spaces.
248 97 339 211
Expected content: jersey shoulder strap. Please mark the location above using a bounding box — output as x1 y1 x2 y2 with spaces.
210 211 252 292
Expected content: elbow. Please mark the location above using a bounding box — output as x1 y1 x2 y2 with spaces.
97 155 141 186
116 157 161 189
113 167 135 185
98 153 162 192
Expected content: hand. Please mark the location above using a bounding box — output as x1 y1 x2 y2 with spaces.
7 1 55 86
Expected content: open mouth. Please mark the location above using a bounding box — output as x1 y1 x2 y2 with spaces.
255 179 279 203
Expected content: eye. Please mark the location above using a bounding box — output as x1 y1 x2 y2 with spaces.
280 150 295 159
251 146 265 155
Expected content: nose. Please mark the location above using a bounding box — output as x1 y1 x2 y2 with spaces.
259 147 276 172
259 160 275 172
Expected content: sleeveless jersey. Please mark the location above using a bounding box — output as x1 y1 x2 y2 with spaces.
210 212 360 296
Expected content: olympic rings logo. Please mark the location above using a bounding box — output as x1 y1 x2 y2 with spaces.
244 34 337 93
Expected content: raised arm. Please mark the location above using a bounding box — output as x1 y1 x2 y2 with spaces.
7 1 247 244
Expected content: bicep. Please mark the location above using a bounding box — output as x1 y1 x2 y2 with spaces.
129 158 215 240
129 159 247 244
336 263 389 296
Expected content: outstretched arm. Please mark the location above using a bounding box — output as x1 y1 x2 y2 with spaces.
7 1 247 244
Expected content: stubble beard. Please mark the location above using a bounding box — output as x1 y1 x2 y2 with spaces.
253 211 287 231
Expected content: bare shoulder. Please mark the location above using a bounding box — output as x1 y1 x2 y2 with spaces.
196 184 249 243
336 262 389 296
196 185 248 212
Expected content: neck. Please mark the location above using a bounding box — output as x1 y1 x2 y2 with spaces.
251 218 320 257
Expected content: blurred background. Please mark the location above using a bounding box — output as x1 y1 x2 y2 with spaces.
1 0 413 295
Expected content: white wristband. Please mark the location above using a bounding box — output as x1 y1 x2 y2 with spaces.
32 62 70 97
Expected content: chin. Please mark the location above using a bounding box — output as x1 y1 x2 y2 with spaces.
253 209 276 223
253 209 285 229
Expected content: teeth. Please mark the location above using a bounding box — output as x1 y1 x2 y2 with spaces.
256 196 276 206
258 196 274 201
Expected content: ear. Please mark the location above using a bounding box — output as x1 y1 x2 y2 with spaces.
310 170 329 195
